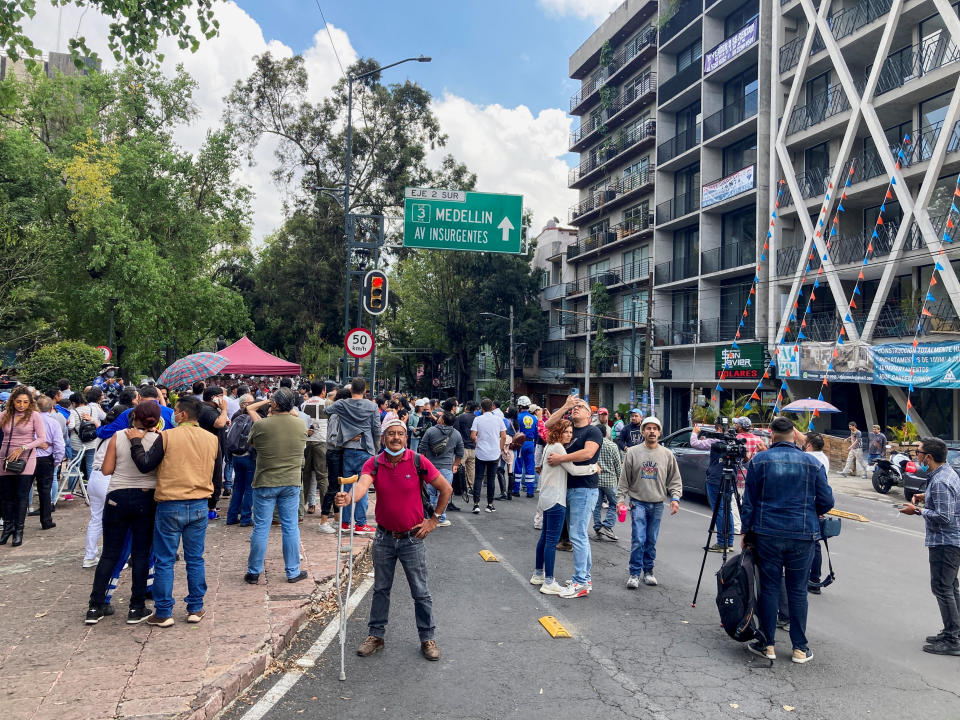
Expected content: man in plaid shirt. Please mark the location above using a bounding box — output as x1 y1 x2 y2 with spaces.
593 436 623 541
900 436 960 656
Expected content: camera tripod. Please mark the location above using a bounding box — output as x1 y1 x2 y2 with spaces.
691 459 743 607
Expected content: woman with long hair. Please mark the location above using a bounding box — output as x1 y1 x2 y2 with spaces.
0 386 48 546
530 419 597 595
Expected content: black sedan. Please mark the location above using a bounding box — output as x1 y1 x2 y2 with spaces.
902 446 960 502
660 427 711 498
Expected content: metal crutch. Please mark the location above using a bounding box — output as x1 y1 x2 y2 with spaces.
335 474 359 682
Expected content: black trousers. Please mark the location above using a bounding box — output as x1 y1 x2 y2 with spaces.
929 544 960 641
473 459 498 505
33 456 55 528
321 447 343 516
90 488 156 608
1 473 33 531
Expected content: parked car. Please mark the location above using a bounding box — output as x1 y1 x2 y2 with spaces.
902 445 960 502
660 427 711 498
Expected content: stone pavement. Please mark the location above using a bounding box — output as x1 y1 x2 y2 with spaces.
0 492 371 720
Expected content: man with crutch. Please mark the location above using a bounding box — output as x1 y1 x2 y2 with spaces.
334 418 451 662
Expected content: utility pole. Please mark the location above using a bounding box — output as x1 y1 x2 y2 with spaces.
630 295 637 406
641 270 654 411
584 291 592 403
509 304 515 401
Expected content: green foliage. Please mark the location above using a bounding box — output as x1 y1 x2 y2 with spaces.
20 340 104 391
299 333 341 380
1 0 220 67
887 422 919 444
599 40 614 67
477 378 511 407
657 0 680 29
692 404 717 424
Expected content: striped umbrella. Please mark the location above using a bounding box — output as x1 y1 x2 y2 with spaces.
157 352 230 391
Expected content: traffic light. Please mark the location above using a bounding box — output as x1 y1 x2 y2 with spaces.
362 269 389 315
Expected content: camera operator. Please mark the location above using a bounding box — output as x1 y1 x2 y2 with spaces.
690 421 737 553
741 416 834 664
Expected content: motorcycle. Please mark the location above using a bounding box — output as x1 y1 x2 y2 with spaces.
871 444 916 494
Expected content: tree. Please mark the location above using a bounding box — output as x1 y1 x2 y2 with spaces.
19 339 104 391
1 0 220 67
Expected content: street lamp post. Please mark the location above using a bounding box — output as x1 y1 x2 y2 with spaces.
480 305 515 401
340 55 431 383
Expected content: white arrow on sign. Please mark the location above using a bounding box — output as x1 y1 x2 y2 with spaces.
497 216 514 242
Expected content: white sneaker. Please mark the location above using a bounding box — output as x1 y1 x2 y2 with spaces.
317 521 335 534
559 582 590 599
436 518 451 527
530 571 545 586
82 556 99 569
540 580 564 595
642 572 658 586
626 575 640 589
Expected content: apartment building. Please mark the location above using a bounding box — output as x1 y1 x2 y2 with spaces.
771 0 960 439
564 0 660 412
0 50 98 80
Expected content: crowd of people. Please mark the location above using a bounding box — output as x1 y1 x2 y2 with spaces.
1 369 957 663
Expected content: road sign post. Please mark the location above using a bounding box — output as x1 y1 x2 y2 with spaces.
403 187 523 254
345 328 375 359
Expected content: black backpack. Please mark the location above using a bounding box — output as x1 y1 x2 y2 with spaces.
716 548 761 642
371 452 435 519
76 409 98 443
225 413 254 456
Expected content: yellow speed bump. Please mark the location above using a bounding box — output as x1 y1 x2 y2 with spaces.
827 509 869 522
478 550 499 562
539 616 571 638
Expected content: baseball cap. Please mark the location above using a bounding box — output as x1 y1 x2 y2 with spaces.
382 418 407 433
415 398 427 407
598 407 609 414
641 416 662 430
734 416 753 430
529 404 540 412
630 408 643 416
0 391 9 402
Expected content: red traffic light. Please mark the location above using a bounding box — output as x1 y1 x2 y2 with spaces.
371 276 384 288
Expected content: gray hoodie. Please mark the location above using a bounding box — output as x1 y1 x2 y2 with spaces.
325 398 381 455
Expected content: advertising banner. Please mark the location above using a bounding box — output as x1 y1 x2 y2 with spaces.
704 18 758 73
715 343 765 379
702 165 755 207
776 341 960 388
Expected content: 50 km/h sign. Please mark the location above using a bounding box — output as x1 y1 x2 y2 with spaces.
345 328 374 358
403 187 523 254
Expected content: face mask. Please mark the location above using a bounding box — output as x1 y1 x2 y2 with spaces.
383 445 405 457
107 371 115 378
918 462 930 473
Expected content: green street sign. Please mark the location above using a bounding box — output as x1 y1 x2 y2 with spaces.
715 342 765 380
403 187 523 254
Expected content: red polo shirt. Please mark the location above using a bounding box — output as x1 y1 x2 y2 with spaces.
362 450 441 533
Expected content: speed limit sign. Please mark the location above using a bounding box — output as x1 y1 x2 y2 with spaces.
345 327 374 358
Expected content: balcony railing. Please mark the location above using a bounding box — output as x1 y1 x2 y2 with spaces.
568 72 656 150
659 61 702 105
607 26 657 75
660 0 700 44
657 124 700 164
566 269 623 297
567 213 654 258
569 68 609 113
701 239 756 274
786 82 854 135
874 35 960 97
654 320 698 346
803 300 960 341
703 90 758 140
781 166 831 207
655 255 698 284
568 166 655 223
700 316 755 344
849 122 960 186
568 119 656 187
779 0 892 73
656 191 699 225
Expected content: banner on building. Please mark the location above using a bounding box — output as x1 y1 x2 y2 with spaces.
702 165 755 207
715 342 765 379
776 340 960 388
704 18 758 73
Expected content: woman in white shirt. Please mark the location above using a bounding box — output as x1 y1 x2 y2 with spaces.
531 419 598 595
66 388 105 489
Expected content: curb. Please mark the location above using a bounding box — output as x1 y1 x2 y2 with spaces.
181 544 371 720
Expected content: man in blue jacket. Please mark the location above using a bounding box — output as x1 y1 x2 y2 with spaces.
97 386 175 438
741 416 834 664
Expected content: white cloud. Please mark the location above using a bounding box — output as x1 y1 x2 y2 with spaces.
537 0 623 24
430 93 577 236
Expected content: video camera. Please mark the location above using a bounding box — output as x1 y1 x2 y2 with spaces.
697 425 747 465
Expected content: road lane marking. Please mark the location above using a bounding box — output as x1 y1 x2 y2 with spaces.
459 514 671 720
236 576 374 720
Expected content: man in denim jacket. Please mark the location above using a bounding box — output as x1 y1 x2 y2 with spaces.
741 416 834 664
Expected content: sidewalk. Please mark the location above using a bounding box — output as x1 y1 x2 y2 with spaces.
0 493 371 720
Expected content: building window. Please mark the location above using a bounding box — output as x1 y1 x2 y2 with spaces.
675 100 701 134
723 70 758 108
674 162 700 201
621 290 649 325
724 0 759 38
623 245 650 280
671 287 698 327
722 206 756 247
805 142 830 177
676 39 702 73
623 157 650 178
588 259 610 277
720 278 753 330
722 136 756 175
673 226 699 271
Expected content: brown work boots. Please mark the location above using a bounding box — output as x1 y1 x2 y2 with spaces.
356 635 441 660
420 639 440 661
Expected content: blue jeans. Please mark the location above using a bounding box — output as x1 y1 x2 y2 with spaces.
369 528 434 642
566 487 598 584
223 455 234 492
429 469 452 522
628 500 664 575
592 485 618 530
706 482 735 547
247 485 302 579
340 448 370 525
226 454 255 524
535 503 566 580
754 534 815 651
410 436 420 453
152 499 209 618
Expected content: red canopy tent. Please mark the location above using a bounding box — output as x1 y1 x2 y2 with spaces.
218 336 302 376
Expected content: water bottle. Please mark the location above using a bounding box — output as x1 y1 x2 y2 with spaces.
617 503 628 523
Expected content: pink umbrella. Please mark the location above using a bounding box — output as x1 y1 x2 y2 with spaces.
781 398 840 413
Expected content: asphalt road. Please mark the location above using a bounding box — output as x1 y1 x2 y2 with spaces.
222 490 960 720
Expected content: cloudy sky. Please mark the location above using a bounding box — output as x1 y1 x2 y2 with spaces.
22 0 623 241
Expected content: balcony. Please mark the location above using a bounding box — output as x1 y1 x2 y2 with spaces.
606 26 657 76
659 61 702 106
703 90 758 140
848 121 960 187
703 18 758 75
654 255 698 285
654 320 698 346
786 82 854 136
660 0 700 45
657 124 700 165
568 119 657 189
542 284 567 302
568 72 656 152
656 191 699 225
779 0 895 75
546 324 565 341
699 316 755 344
569 68 609 115
803 300 960 341
566 269 623 297
781 167 831 207
568 166 655 224
874 36 960 97
701 239 756 274
702 164 755 209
